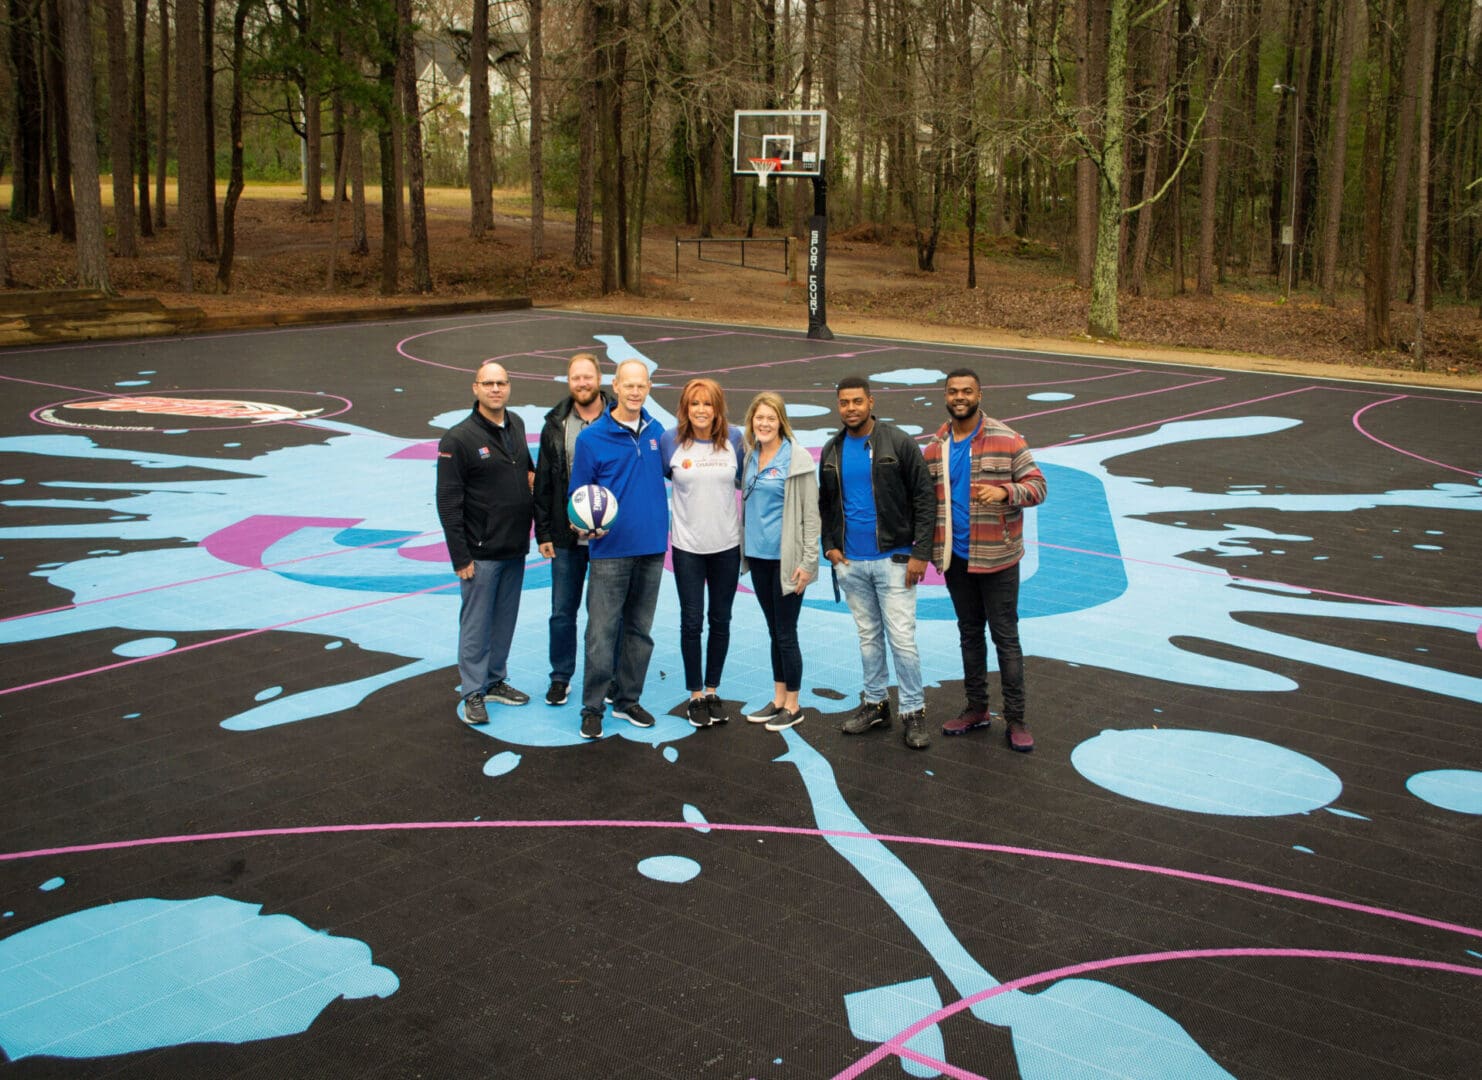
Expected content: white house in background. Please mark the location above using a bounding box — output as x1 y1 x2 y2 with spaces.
413 10 529 170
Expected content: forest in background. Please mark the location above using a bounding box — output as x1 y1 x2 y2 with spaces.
3 0 1480 368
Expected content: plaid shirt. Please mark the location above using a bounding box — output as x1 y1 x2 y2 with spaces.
923 412 1047 572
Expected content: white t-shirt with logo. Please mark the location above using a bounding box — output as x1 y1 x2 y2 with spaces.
668 438 741 554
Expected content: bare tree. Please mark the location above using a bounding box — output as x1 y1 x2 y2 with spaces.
395 0 430 291
175 0 211 282
467 0 493 236
528 0 545 259
1318 0 1360 305
105 0 138 256
1360 0 1394 348
1196 0 1227 296
134 0 153 235
572 0 596 268
1412 0 1436 369
60 0 112 289
44 0 76 240
218 0 250 290
155 0 168 229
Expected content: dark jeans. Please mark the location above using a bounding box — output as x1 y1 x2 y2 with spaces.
943 559 1024 720
749 558 804 692
671 546 740 692
582 553 664 713
548 544 590 683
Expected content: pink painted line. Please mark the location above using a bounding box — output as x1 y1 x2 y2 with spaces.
4 820 1479 942
0 372 109 395
1034 540 1482 624
836 947 1482 1080
1007 375 1226 425
1045 384 1319 446
0 581 457 697
895 1047 984 1080
0 530 437 626
700 346 897 377
985 368 1145 391
1351 397 1482 478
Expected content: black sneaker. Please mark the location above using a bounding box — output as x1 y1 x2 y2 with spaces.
461 693 487 725
545 680 569 706
614 703 656 728
901 709 930 750
485 680 530 706
703 693 729 724
764 707 803 732
746 702 785 724
686 699 712 728
579 710 603 739
841 698 891 734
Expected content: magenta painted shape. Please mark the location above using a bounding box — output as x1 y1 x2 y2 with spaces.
388 441 441 460
201 515 362 569
397 541 451 563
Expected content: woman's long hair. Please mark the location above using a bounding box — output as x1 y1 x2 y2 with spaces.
676 378 731 451
743 391 797 453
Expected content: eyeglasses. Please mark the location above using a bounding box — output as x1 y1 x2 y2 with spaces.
476 380 509 389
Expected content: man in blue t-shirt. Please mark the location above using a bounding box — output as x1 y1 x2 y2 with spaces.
818 376 936 749
568 359 669 740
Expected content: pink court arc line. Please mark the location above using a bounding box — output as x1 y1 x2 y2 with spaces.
834 946 1482 1080
4 819 1480 943
1351 396 1482 478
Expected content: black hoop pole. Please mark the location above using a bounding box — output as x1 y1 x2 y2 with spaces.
807 165 833 340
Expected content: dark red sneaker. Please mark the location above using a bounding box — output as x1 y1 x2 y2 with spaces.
943 707 991 736
1006 720 1035 752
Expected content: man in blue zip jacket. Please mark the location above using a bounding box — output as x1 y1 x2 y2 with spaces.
568 359 670 739
436 360 534 725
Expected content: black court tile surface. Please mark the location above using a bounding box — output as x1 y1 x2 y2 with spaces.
1 310 1480 1079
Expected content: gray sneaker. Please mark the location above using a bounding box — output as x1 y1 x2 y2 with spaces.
901 709 930 750
841 698 891 734
485 680 529 706
461 693 488 725
764 707 804 732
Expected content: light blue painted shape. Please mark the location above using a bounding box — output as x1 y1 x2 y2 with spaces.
844 978 946 1078
871 368 945 385
663 746 678 762
1406 770 1482 814
1071 729 1342 816
1468 950 1482 960
785 404 831 417
483 751 521 777
1293 845 1314 854
1026 392 1074 401
682 804 711 833
0 896 397 1060
1322 807 1370 820
637 856 700 883
324 640 343 650
122 712 140 719
114 380 151 387
776 730 1236 1079
3 912 12 918
253 686 283 702
1414 544 1443 551
39 877 64 892
112 637 175 658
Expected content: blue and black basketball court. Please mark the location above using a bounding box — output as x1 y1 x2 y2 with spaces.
1 309 1479 1078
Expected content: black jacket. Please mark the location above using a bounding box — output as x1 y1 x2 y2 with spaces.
532 389 615 548
435 406 534 568
818 418 934 561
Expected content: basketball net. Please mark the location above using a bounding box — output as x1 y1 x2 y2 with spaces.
750 157 782 190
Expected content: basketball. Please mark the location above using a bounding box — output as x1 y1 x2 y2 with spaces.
567 484 619 532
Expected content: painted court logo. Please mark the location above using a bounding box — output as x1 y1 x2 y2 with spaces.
35 391 339 432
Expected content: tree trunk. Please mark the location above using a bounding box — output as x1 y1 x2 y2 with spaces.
9 0 45 221
1075 0 1101 288
1361 0 1393 349
104 0 137 256
1386 3 1425 299
133 0 153 235
217 0 247 291
1196 0 1224 296
340 30 367 255
1129 0 1175 297
325 122 350 288
528 0 544 259
377 54 399 293
174 0 208 277
60 0 112 289
1412 0 1435 369
201 0 217 251
396 0 430 291
467 0 493 236
1318 0 1359 305
43 0 76 240
155 0 168 229
572 0 596 268
305 86 323 217
1088 0 1128 339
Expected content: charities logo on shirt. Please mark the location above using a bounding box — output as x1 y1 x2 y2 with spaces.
763 466 784 480
681 459 693 470
477 446 490 459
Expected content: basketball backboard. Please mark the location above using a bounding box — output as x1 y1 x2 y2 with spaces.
733 110 828 180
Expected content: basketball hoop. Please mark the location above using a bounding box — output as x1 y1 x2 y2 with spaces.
749 157 783 189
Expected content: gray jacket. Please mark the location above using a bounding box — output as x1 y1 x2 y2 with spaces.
740 438 821 595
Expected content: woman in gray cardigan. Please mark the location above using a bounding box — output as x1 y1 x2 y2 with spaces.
740 391 821 731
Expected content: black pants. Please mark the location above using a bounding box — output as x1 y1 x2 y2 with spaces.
942 559 1024 720
671 545 741 691
749 558 804 692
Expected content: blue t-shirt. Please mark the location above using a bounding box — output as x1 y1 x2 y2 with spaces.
841 432 908 560
950 420 980 561
743 441 791 560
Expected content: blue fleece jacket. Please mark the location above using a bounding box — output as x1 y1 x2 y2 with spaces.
569 404 669 558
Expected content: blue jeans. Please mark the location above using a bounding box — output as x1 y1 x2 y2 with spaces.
837 557 924 713
748 558 803 692
457 557 526 698
582 554 664 713
671 546 740 691
548 545 590 683
944 560 1024 720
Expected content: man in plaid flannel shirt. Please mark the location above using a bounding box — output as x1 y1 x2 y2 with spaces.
923 368 1047 752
